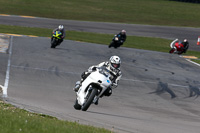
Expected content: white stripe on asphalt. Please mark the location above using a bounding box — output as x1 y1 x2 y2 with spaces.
186 59 200 67
2 36 13 97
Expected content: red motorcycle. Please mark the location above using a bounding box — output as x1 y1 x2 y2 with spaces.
169 39 184 55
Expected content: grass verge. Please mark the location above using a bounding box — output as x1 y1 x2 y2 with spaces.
0 100 112 133
0 0 200 27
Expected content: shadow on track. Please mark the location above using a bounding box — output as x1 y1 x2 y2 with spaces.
149 81 176 99
52 47 71 52
149 81 200 99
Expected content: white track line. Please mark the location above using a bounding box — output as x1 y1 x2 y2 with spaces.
2 36 13 97
185 59 200 67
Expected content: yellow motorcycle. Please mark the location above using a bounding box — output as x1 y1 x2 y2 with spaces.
51 31 62 48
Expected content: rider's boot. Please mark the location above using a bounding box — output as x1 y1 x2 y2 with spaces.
73 81 81 92
94 99 98 105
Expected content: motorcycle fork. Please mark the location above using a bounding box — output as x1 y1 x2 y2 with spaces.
84 86 93 99
93 90 101 103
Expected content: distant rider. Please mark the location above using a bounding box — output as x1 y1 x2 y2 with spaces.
181 39 189 53
109 30 127 48
170 38 189 53
73 56 122 104
117 30 127 45
51 25 66 45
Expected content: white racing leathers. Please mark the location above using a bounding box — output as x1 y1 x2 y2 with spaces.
88 61 122 88
74 65 121 111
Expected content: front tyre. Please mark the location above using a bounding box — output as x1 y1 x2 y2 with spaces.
74 99 81 110
108 41 114 48
169 48 175 54
51 39 57 48
81 88 98 111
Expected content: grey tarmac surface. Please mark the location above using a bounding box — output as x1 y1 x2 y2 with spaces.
1 36 200 133
0 15 200 51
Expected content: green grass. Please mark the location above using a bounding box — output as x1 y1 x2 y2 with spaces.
0 0 200 27
186 51 200 58
0 101 112 133
191 59 200 64
185 51 200 63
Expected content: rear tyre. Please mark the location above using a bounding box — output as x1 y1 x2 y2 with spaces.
81 88 98 111
178 51 184 55
74 99 81 110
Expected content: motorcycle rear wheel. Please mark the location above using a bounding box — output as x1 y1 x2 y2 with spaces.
81 88 98 111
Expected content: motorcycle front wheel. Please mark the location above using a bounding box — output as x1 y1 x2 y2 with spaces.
81 88 98 111
169 48 175 54
51 39 57 48
108 41 115 48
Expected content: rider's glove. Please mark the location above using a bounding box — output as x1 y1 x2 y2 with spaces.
88 67 96 73
92 67 97 71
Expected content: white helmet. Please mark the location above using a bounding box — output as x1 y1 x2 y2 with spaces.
184 39 187 42
121 30 126 34
58 25 64 30
109 55 121 70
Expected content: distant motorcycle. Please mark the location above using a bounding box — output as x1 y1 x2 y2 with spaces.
51 31 62 48
74 67 113 111
169 39 184 55
108 35 124 48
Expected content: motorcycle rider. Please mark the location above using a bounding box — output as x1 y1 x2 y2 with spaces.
182 39 189 53
170 38 189 54
51 25 66 45
109 30 127 48
73 55 122 104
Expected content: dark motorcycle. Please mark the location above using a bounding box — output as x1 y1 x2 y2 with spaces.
108 35 124 48
169 39 184 55
51 31 62 48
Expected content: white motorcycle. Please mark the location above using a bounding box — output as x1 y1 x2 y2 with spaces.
74 67 113 111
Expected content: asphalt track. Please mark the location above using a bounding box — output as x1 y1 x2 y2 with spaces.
0 35 200 133
0 15 200 51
